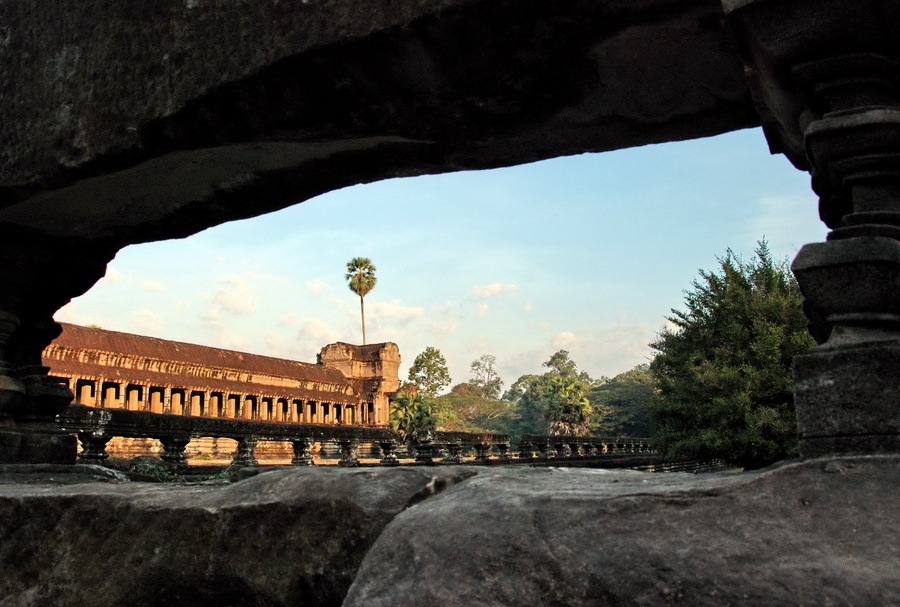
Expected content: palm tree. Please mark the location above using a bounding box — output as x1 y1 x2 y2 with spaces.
345 257 377 345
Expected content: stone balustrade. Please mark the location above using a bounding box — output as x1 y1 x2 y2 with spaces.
56 405 515 469
55 405 696 472
517 434 655 460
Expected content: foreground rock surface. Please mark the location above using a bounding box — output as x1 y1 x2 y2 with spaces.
0 466 474 607
1 458 896 606
345 456 900 606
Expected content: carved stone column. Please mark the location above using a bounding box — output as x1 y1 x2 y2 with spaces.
517 438 533 460
291 437 316 466
77 432 112 463
0 227 116 463
473 442 491 464
442 442 463 464
159 435 191 471
378 439 400 466
232 436 258 466
725 0 900 457
337 439 359 467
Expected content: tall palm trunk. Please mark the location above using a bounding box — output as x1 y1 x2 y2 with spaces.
360 295 367 345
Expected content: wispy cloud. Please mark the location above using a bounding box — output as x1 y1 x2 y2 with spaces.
305 279 330 294
140 280 165 292
472 283 519 298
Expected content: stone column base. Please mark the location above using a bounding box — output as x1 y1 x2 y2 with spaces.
0 425 77 464
794 343 900 457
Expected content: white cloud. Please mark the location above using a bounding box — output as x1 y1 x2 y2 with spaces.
552 331 580 349
369 301 424 324
524 302 533 312
305 279 330 294
471 283 519 298
425 321 459 336
204 275 259 319
140 280 165 292
129 309 163 334
477 303 490 318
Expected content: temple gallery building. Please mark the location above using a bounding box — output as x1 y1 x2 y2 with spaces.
42 323 402 430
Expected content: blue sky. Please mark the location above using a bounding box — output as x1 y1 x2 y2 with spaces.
56 127 827 391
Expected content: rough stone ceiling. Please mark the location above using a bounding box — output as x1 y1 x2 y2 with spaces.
0 0 758 248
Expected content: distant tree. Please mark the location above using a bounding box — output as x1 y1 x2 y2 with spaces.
433 382 513 432
544 375 592 436
543 350 578 376
407 347 452 397
389 391 436 440
502 352 598 442
469 354 503 400
650 242 814 469
345 257 377 345
590 364 655 437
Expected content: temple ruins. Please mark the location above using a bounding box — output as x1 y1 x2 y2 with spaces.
0 1 897 605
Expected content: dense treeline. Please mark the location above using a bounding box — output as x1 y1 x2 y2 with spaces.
391 241 810 469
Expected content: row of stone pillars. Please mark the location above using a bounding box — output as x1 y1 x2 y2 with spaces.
70 377 365 425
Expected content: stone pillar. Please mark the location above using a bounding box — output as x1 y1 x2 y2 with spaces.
103 383 120 409
337 439 359 466
474 442 492 464
291 437 315 466
442 442 463 464
518 438 534 460
378 439 400 466
77 432 112 463
232 436 258 466
725 0 900 457
159 435 191 471
126 386 140 411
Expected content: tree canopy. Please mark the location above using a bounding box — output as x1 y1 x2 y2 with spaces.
649 242 814 468
407 347 452 397
590 364 654 437
345 257 377 345
469 354 503 400
389 391 436 440
502 350 595 442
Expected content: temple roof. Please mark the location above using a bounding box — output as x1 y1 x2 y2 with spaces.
44 323 360 403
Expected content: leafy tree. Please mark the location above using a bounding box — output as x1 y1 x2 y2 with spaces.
469 354 503 400
649 242 814 469
543 350 578 376
433 382 513 432
407 347 452 397
544 375 592 435
502 351 597 442
590 364 655 437
389 391 436 439
345 257 377 345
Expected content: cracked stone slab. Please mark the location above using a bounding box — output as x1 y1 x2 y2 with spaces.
344 456 900 606
0 466 476 607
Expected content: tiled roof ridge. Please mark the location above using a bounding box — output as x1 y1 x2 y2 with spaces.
51 322 345 382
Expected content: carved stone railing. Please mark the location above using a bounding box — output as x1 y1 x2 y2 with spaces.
55 406 696 472
55 405 512 469
517 435 656 460
409 430 511 465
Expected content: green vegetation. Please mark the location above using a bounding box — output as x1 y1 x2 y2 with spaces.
129 458 185 482
469 354 503 399
407 347 452 397
389 391 437 439
649 242 813 469
345 257 377 345
590 364 654 437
